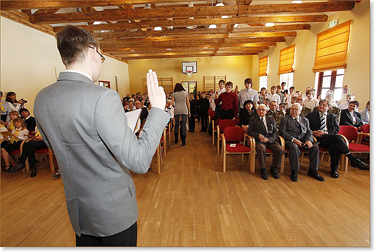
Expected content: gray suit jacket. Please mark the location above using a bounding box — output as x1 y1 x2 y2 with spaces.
34 72 170 237
279 114 313 144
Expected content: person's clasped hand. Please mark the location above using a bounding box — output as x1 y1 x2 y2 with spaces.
147 69 166 110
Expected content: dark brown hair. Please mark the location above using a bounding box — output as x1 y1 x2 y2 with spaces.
174 83 185 92
56 25 99 65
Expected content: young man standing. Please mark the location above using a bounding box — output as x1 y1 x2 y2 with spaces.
238 78 259 120
34 26 170 246
215 82 238 120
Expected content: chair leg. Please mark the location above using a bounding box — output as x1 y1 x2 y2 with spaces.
250 151 256 173
25 158 30 172
281 153 285 173
320 153 325 161
157 144 161 174
223 152 226 172
217 136 220 156
48 151 55 172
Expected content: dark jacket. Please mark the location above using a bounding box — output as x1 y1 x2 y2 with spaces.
340 109 363 127
248 115 279 144
199 98 209 117
279 114 313 144
306 110 339 135
239 109 256 126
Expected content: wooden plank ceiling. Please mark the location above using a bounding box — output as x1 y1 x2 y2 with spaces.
0 0 356 62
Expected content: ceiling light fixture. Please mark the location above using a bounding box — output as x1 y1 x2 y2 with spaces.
265 23 275 27
93 21 101 25
208 24 217 29
154 27 162 31
233 23 239 28
292 0 302 3
166 48 172 50
144 4 151 9
186 3 197 29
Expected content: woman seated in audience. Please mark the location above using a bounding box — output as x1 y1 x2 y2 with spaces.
5 92 25 121
1 118 29 172
239 100 256 131
340 100 363 130
359 101 370 125
258 87 267 105
5 111 20 130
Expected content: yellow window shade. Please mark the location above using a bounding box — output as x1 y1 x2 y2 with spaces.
278 45 295 75
313 20 352 72
258 56 268 77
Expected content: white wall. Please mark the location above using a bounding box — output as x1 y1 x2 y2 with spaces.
0 17 130 115
252 0 370 110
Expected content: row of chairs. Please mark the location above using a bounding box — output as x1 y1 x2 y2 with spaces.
207 108 370 173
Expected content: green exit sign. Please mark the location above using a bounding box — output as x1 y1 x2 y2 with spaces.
328 20 338 28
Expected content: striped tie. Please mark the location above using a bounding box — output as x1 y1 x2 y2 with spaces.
320 113 326 131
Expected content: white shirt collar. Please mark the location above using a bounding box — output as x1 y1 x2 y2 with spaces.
65 70 93 81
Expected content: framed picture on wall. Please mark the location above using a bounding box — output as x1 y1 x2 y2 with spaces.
99 80 110 88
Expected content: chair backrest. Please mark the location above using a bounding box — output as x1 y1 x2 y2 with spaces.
361 124 370 133
218 119 236 133
214 118 220 127
338 125 358 141
235 117 240 126
223 126 244 142
208 108 215 118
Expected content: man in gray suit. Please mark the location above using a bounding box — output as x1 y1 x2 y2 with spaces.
279 103 324 182
34 26 170 246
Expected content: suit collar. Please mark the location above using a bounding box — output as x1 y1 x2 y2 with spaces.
58 71 93 83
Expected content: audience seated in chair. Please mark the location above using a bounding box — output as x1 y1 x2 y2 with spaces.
1 118 29 172
306 100 369 178
10 127 48 177
239 100 256 132
279 103 324 182
340 101 363 130
20 108 36 133
248 104 283 180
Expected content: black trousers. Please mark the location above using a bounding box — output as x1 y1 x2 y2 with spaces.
76 222 137 246
188 115 196 132
200 114 208 131
18 140 47 168
220 109 234 120
316 134 350 169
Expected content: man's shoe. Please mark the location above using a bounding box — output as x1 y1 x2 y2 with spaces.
290 170 298 182
330 170 339 178
30 167 37 178
8 163 24 173
270 167 280 179
307 169 325 181
260 168 268 180
351 158 369 170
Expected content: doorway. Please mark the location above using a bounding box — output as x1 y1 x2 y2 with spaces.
181 81 197 95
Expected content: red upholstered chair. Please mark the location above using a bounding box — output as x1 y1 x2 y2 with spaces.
235 117 240 126
212 118 220 145
25 147 55 173
221 127 255 172
217 119 237 155
280 136 310 173
338 125 370 171
358 124 370 146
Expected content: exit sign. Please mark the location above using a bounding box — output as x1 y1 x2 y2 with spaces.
328 20 338 28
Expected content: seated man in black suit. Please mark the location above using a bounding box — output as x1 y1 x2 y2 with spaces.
306 100 369 177
340 101 363 130
279 103 324 182
248 104 284 180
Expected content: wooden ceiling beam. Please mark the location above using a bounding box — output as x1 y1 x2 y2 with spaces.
32 8 60 15
92 24 309 39
53 15 324 33
124 51 258 60
30 2 354 24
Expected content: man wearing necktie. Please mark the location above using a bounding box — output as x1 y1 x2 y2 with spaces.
248 104 283 180
279 103 324 182
306 100 369 177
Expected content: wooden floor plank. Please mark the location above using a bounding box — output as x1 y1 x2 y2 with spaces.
1 123 370 247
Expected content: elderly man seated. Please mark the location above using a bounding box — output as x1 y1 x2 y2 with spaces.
248 104 284 180
279 103 324 182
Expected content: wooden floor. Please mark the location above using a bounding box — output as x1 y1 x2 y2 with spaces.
1 123 370 247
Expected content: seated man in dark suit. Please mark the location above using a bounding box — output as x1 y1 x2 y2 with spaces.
279 103 324 182
306 100 369 177
340 101 363 130
248 104 284 180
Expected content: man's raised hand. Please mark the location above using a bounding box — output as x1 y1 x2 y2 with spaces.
147 69 166 110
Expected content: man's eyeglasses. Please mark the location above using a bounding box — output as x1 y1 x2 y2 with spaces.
88 46 105 63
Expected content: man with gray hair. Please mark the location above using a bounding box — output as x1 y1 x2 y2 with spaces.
248 104 283 180
279 103 324 182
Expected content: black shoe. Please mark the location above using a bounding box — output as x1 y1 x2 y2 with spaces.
270 167 280 179
4 165 13 172
290 170 298 182
260 168 268 180
330 170 339 178
53 170 61 178
307 169 325 181
8 163 24 173
351 158 369 170
30 167 37 178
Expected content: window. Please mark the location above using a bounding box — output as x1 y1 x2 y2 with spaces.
315 69 345 102
280 73 294 90
259 76 268 91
